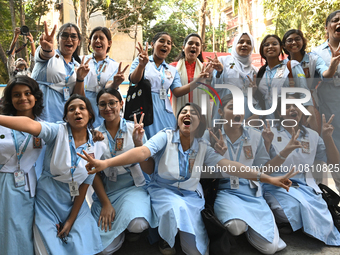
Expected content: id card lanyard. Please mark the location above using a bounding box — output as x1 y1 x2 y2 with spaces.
106 129 123 182
158 64 167 100
178 148 195 181
63 64 75 101
68 136 85 182
265 71 274 101
107 129 123 157
95 60 107 93
227 139 244 189
12 131 32 171
12 131 32 187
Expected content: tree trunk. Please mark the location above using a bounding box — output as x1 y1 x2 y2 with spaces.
198 0 207 50
0 41 8 71
80 0 88 55
20 0 28 61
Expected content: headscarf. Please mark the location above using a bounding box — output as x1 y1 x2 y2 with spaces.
231 32 254 77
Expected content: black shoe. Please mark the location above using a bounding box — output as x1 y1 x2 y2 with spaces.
278 222 293 234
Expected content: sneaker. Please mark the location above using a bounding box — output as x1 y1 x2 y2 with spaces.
159 239 176 255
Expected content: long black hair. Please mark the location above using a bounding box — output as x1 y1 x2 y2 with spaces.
57 23 82 63
151 32 172 54
2 76 43 118
282 29 307 58
176 103 206 138
174 33 204 63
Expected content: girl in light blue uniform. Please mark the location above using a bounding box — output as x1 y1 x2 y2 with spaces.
0 76 44 255
203 94 301 254
32 22 89 123
263 93 340 246
78 103 298 255
82 27 128 128
90 88 157 254
129 32 207 139
312 10 340 191
256 35 313 119
0 94 106 254
212 32 258 122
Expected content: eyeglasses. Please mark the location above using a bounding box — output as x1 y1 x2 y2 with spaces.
285 37 302 44
98 100 119 110
60 32 79 41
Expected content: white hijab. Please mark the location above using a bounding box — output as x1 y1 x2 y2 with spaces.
231 32 254 77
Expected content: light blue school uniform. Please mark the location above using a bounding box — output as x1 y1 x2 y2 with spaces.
83 54 119 128
202 127 276 243
0 128 43 255
212 55 258 121
91 119 157 249
129 56 182 139
34 122 104 255
312 41 340 156
32 47 79 123
144 129 223 255
263 126 340 245
258 62 313 119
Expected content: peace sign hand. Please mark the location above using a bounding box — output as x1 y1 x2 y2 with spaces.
322 114 335 138
136 42 149 67
113 62 129 88
210 129 228 156
133 113 145 147
206 52 224 72
247 74 257 94
262 120 274 145
328 43 340 69
77 150 107 174
198 62 212 79
40 21 57 52
76 56 91 81
266 166 299 192
284 129 302 154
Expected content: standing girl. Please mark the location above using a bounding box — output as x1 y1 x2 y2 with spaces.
0 76 44 255
211 32 258 122
256 35 314 120
90 88 156 254
78 103 297 255
83 27 129 128
0 94 106 254
129 32 209 139
32 21 90 123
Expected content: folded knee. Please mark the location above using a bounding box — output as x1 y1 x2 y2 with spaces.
224 219 247 236
127 218 149 233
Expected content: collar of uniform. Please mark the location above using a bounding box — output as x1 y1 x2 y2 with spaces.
265 62 283 71
66 123 94 147
321 40 330 50
222 126 250 145
172 129 199 152
91 53 109 64
149 55 167 69
276 125 310 139
99 118 127 134
301 53 310 64
56 49 76 65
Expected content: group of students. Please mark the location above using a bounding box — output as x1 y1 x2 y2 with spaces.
1 9 340 255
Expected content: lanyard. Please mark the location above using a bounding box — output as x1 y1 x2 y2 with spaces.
153 62 166 88
227 140 244 162
178 148 194 180
106 129 123 157
12 131 32 168
95 60 107 85
265 71 274 97
69 136 87 179
65 63 75 85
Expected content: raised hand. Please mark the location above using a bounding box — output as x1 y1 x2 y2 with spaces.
76 56 91 81
136 42 149 67
98 204 116 232
262 120 274 145
198 62 211 79
206 52 223 72
40 21 57 52
328 43 340 68
133 113 145 147
284 128 302 153
210 129 228 156
113 62 129 88
322 114 335 138
27 32 34 43
77 150 106 174
14 27 20 37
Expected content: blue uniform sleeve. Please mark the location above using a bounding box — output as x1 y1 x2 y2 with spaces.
144 130 168 157
129 57 140 76
170 70 183 91
315 136 327 162
84 173 95 185
269 145 278 159
253 136 270 166
292 64 313 106
204 145 224 166
202 130 211 143
37 122 60 144
315 56 328 79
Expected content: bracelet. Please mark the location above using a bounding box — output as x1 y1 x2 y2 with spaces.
257 171 262 182
76 78 84 82
42 48 52 53
278 152 286 160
